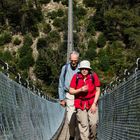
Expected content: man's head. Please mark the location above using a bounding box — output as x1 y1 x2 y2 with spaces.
69 51 79 69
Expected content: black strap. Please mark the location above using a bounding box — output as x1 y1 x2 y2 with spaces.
76 72 95 86
63 63 69 82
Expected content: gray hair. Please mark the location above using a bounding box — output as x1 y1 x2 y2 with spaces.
70 51 79 58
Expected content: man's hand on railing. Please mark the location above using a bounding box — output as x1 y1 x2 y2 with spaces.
60 100 66 107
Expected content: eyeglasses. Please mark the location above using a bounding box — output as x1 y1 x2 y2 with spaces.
70 60 78 63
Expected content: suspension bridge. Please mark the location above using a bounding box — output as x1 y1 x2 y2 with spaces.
0 57 140 140
0 0 140 139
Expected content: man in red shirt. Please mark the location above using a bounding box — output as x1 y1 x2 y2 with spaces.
69 60 101 140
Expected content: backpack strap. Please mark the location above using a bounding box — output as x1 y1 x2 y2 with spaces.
90 72 94 84
76 73 79 86
63 63 69 82
75 72 95 87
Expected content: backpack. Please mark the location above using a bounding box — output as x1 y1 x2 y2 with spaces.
63 63 95 87
75 72 95 87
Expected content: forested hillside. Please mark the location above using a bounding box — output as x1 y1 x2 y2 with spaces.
0 0 140 97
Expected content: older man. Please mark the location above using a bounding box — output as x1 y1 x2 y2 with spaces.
58 51 79 140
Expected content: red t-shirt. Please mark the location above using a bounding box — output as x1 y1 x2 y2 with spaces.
70 72 100 110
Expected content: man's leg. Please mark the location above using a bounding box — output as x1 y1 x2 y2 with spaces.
66 93 76 139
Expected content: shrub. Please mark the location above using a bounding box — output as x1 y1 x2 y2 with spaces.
83 0 95 7
18 54 34 70
39 0 50 4
1 50 13 62
34 57 52 84
47 11 58 19
13 37 21 45
75 6 87 18
30 25 39 37
98 49 110 71
88 39 97 49
24 35 33 46
53 18 62 28
43 23 51 34
0 32 12 46
97 33 106 48
18 44 33 58
37 38 47 49
61 0 68 6
85 47 97 61
87 21 96 35
53 0 61 2
47 30 60 43
57 9 64 17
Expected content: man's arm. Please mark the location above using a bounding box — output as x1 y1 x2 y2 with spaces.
58 65 66 107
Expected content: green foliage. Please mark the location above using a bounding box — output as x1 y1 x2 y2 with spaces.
97 33 106 48
30 25 39 37
53 17 67 31
83 0 96 7
18 45 32 58
18 36 34 70
88 39 97 49
61 0 68 6
47 11 58 20
24 35 33 46
87 21 96 35
85 48 97 61
103 7 140 43
0 50 13 62
43 23 51 34
20 5 43 34
53 18 62 28
0 32 12 46
47 9 64 20
105 41 128 74
0 0 139 96
13 37 21 45
47 30 60 43
34 46 66 96
39 0 50 4
73 33 79 48
84 39 97 60
91 11 105 31
98 49 110 72
34 54 53 85
123 27 140 48
53 0 61 2
74 6 87 19
18 54 34 70
57 9 64 17
37 38 47 49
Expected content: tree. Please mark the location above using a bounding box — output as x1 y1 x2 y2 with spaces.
97 33 106 48
47 30 60 44
34 56 52 84
98 49 110 71
37 38 47 49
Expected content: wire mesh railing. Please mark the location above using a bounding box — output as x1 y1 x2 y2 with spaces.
98 58 140 140
0 59 65 140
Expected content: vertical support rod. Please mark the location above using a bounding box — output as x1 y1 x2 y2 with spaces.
67 0 73 62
